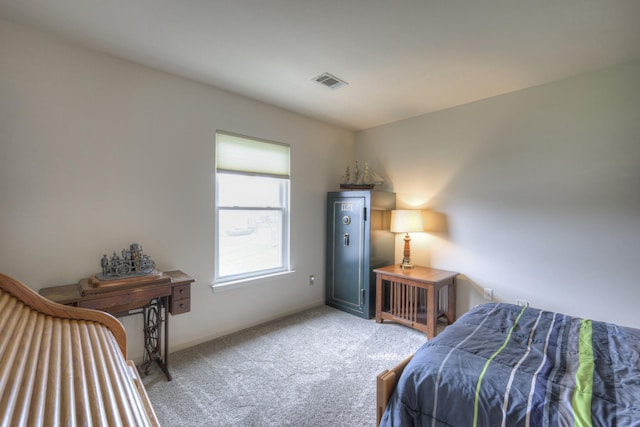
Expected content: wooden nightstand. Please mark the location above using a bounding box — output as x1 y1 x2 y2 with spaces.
374 265 458 338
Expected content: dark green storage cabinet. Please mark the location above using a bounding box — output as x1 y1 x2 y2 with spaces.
325 190 395 318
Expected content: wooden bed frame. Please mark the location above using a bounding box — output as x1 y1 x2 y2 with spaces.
376 354 413 427
0 273 160 426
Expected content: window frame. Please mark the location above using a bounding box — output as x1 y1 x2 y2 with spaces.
214 131 291 285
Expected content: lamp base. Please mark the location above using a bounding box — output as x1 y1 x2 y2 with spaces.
400 233 414 271
400 261 413 271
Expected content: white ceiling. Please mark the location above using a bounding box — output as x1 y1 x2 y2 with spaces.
1 1 640 131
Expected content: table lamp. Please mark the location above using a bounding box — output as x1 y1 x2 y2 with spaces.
390 210 424 269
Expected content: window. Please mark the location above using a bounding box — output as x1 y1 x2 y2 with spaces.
214 131 290 284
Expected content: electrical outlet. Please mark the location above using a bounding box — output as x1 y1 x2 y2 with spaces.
483 288 493 301
516 299 529 307
308 275 315 286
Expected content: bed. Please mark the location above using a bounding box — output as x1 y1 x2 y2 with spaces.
377 302 640 426
0 273 160 426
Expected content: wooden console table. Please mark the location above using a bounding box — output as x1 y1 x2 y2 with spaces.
39 270 194 381
374 265 457 338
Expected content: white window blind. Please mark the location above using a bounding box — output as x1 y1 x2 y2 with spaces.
216 132 290 178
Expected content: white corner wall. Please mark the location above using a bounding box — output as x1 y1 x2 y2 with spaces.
357 60 640 328
0 18 354 359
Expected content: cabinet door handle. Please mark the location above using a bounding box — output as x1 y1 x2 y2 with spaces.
344 233 350 246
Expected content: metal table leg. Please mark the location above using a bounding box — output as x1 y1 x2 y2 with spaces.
139 296 172 381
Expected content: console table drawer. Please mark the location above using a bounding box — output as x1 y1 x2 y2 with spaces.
172 283 190 299
79 286 172 314
170 298 190 315
169 283 191 315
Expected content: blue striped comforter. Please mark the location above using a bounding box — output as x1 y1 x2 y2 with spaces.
380 303 640 427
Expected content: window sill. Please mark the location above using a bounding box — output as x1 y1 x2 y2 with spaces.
211 270 295 293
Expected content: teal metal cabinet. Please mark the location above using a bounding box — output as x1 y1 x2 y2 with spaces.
326 190 395 318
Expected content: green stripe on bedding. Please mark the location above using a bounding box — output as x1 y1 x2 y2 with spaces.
572 319 594 427
473 305 527 427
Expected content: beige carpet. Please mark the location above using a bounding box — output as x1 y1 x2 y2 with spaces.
142 305 431 426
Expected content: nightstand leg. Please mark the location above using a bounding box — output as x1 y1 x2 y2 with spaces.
426 286 436 339
375 274 383 323
446 279 456 325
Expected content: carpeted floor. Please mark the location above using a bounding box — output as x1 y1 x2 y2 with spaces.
142 305 431 426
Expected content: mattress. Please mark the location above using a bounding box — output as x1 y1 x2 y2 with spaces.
380 302 640 426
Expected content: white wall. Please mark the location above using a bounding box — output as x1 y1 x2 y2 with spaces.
357 60 640 328
0 19 354 359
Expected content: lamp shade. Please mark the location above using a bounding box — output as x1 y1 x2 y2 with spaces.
390 210 424 233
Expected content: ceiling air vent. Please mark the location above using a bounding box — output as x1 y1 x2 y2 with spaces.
313 72 348 90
